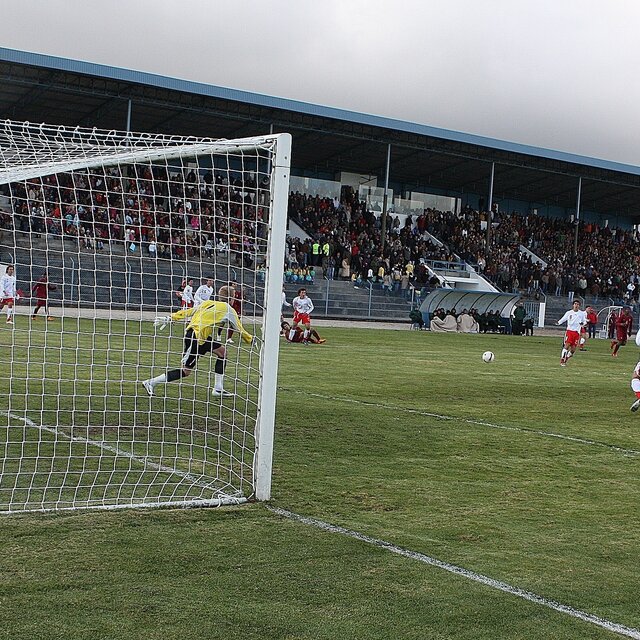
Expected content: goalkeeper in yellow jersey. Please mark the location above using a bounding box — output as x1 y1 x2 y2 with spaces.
142 300 254 398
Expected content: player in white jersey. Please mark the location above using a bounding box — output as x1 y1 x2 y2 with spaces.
281 287 292 312
630 354 640 412
193 278 214 307
290 287 314 343
180 278 194 308
556 300 587 366
280 286 292 334
0 265 17 324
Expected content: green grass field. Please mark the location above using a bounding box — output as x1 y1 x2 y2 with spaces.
1 321 639 640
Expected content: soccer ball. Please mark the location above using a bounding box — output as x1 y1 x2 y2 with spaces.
482 351 495 363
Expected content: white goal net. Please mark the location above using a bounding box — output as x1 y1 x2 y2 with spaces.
0 120 291 513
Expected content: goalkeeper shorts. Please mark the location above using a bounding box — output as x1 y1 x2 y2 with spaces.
181 329 222 368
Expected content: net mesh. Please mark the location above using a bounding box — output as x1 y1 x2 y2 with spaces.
0 120 288 513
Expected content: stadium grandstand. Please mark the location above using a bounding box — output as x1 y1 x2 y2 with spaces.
2 46 640 328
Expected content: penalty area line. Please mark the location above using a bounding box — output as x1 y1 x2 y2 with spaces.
279 388 640 457
269 506 640 640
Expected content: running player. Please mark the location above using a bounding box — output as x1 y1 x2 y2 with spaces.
557 300 587 366
193 278 214 308
31 270 57 320
142 299 254 398
632 332 640 412
611 306 633 357
0 265 17 324
290 287 314 344
180 278 194 309
630 358 640 412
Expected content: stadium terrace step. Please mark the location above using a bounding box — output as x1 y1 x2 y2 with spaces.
283 280 414 320
3 239 416 322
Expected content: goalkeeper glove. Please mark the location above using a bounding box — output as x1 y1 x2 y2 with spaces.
153 316 172 330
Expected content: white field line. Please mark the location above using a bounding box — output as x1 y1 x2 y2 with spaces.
0 410 241 509
280 389 640 457
269 507 640 640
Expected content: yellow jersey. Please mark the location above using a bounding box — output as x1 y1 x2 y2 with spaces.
171 300 252 345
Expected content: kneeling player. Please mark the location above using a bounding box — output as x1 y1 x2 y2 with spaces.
281 321 325 344
142 299 254 398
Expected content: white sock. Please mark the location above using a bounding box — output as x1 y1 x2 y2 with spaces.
561 348 568 359
149 373 167 387
567 350 574 358
7 307 13 320
303 329 309 339
288 329 296 341
214 373 224 392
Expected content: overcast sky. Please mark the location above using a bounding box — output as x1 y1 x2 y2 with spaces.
2 0 639 165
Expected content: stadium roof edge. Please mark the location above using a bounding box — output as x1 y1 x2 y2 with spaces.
2 46 640 179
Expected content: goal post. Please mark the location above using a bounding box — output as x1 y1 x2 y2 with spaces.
0 119 291 513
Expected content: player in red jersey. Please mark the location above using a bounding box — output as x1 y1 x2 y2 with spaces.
31 270 57 320
611 306 633 357
582 305 598 350
280 321 325 344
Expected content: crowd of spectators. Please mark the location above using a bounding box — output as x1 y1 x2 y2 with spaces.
287 189 445 296
428 206 640 305
287 189 640 306
0 164 270 268
3 168 640 309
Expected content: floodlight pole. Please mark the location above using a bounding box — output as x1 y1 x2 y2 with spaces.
126 99 132 132
486 162 495 247
573 176 582 256
380 143 391 251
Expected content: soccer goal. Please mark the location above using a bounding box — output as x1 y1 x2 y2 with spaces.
0 119 291 513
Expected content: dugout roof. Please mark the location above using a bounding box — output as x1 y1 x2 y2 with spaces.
1 47 640 217
420 290 522 318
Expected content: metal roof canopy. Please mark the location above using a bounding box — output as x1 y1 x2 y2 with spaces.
1 47 639 217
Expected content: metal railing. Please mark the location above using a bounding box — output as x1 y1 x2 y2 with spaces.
284 278 414 321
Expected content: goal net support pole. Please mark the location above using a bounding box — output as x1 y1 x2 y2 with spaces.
254 134 290 501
